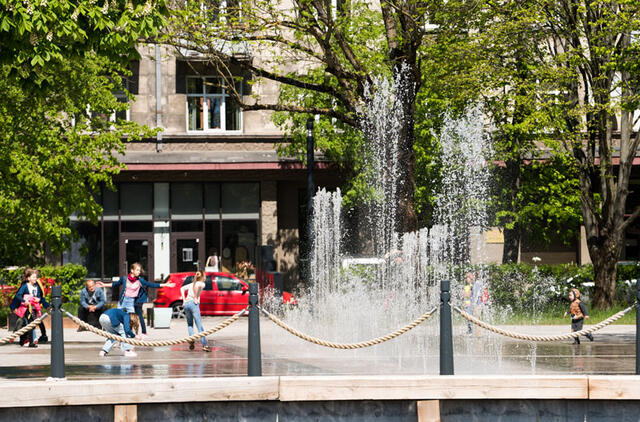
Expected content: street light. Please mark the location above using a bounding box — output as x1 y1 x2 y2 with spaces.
306 118 315 280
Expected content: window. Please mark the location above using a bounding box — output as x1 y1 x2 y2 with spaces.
198 0 241 23
183 275 214 290
215 276 243 291
186 76 242 132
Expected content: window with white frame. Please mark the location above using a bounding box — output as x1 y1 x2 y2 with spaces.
186 76 242 131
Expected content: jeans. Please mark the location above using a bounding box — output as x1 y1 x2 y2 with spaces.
99 313 132 353
78 306 103 328
118 296 135 313
134 303 147 334
184 301 207 347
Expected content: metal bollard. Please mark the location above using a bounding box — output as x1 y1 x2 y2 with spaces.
636 281 640 375
50 285 65 379
440 279 454 375
247 282 262 376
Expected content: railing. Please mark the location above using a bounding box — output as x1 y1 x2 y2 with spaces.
2 281 638 378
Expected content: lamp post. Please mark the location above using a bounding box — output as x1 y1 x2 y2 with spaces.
306 118 315 274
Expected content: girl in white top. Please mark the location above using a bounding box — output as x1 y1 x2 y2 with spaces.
180 271 210 352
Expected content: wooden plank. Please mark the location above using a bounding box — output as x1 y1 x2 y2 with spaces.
114 404 137 422
589 376 640 400
417 400 440 422
0 377 279 408
278 375 589 401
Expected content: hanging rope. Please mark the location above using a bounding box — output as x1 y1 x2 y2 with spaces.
453 304 636 342
0 313 49 345
260 306 438 349
63 308 247 347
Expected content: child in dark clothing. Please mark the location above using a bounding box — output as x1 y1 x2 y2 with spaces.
563 288 594 344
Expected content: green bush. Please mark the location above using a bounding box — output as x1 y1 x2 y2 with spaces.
39 264 87 307
482 262 639 314
0 264 87 326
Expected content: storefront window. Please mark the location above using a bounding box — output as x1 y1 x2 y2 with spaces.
121 183 152 220
103 221 119 279
171 183 203 220
221 183 259 216
205 220 221 268
62 222 101 278
221 220 257 272
204 183 220 217
172 220 203 232
102 187 118 220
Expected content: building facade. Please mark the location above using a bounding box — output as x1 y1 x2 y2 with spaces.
62 45 342 288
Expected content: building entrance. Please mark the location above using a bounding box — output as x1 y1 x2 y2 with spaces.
120 233 154 281
171 232 205 273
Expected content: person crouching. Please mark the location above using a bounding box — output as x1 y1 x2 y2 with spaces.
98 308 140 357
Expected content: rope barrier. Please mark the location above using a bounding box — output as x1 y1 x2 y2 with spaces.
63 308 247 347
0 313 49 345
260 306 438 349
453 304 636 342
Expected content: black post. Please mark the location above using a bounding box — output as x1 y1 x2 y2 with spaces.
248 282 262 376
306 118 315 241
440 279 454 375
305 118 315 283
50 285 65 379
636 281 640 375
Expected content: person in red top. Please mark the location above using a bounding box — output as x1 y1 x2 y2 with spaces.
563 288 594 345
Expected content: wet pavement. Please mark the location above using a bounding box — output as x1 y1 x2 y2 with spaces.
0 317 636 380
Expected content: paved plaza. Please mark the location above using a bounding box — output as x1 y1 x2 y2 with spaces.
0 316 636 380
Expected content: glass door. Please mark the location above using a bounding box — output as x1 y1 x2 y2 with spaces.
171 232 205 273
119 234 154 285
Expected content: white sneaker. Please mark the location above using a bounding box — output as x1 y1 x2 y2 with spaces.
123 350 137 357
99 350 107 357
139 333 148 339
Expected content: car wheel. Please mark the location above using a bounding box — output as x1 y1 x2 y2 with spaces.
171 301 185 319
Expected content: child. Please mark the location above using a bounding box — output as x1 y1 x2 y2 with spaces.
98 308 140 357
181 271 211 352
563 288 594 344
98 262 173 338
10 268 49 347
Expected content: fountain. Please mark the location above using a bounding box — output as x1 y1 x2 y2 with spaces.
278 74 519 374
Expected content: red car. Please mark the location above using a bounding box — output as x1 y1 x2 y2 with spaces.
154 272 296 318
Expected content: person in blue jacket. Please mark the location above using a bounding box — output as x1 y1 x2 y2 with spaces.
78 279 106 329
10 268 50 347
98 262 173 338
98 308 140 357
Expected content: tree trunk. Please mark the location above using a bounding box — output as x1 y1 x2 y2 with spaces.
502 226 520 263
393 60 418 234
590 242 619 309
397 104 417 234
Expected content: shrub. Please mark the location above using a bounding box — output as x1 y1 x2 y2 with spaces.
39 264 87 308
482 262 639 314
0 264 87 326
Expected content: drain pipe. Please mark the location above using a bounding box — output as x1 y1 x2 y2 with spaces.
155 44 163 152
440 279 454 375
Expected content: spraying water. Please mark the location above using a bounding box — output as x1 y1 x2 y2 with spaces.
280 74 534 374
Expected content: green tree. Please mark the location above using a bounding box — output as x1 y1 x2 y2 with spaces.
0 0 166 78
167 0 447 233
0 0 167 264
458 0 640 308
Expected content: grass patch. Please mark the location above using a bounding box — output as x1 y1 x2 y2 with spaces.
502 303 637 325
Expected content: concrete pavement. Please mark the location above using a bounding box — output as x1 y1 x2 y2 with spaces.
0 316 636 380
